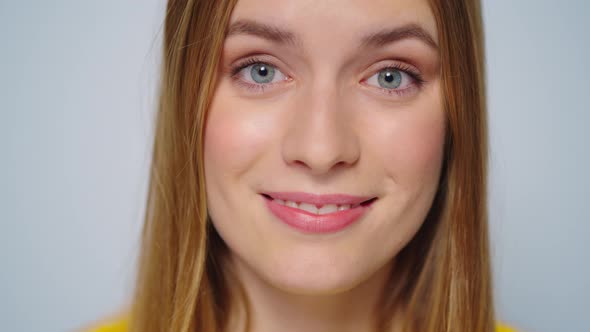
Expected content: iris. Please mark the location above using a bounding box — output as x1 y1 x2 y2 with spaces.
378 69 402 89
250 64 275 84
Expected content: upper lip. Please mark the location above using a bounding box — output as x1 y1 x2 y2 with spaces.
262 191 375 206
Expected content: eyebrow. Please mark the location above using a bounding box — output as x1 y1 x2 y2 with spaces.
227 19 300 48
226 19 438 50
360 24 438 50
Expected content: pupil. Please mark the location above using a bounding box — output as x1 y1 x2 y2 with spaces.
385 72 394 82
258 66 268 76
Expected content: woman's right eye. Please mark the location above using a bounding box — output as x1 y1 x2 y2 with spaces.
232 62 289 87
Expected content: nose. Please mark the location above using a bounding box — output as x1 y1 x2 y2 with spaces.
281 84 360 176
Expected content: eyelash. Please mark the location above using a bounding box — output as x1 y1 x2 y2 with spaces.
229 57 283 94
229 56 426 97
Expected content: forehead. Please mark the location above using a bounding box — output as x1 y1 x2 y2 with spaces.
228 0 438 47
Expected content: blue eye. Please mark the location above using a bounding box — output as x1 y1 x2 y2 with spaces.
367 67 415 91
232 60 288 86
378 69 402 89
250 64 275 84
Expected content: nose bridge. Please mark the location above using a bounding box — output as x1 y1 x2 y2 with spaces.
282 78 360 174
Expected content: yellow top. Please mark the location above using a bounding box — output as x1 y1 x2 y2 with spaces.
88 318 518 332
89 319 127 332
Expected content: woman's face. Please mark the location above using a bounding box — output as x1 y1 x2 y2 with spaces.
204 0 443 294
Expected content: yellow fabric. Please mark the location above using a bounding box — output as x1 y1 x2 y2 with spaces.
88 318 127 332
89 318 517 332
497 324 518 332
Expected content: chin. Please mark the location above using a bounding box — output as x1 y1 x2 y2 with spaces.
267 270 364 296
252 249 381 296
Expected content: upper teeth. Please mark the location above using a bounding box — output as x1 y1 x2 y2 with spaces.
274 199 357 215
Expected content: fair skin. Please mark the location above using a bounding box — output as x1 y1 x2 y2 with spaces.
204 0 443 331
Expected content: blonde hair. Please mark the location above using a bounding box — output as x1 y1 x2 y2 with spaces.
130 0 493 331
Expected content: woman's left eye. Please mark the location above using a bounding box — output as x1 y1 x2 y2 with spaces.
364 67 418 91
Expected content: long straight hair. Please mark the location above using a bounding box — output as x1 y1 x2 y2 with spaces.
129 0 493 331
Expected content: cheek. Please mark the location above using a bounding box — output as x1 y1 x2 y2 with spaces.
203 86 279 260
354 89 445 272
363 97 446 191
204 110 264 176
203 89 279 177
387 112 445 183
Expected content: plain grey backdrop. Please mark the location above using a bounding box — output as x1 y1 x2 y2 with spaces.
1 1 588 331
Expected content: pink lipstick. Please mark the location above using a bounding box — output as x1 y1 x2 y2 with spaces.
261 192 376 234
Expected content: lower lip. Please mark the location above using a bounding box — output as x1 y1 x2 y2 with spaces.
263 197 373 234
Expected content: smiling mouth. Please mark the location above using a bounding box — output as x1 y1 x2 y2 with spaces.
261 193 377 216
261 192 377 233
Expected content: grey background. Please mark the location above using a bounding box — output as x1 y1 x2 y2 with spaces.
1 1 588 331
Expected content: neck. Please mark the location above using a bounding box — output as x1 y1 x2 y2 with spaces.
222 255 395 332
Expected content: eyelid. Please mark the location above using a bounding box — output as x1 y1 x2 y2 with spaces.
229 56 293 92
359 61 425 97
364 61 424 83
239 63 288 84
